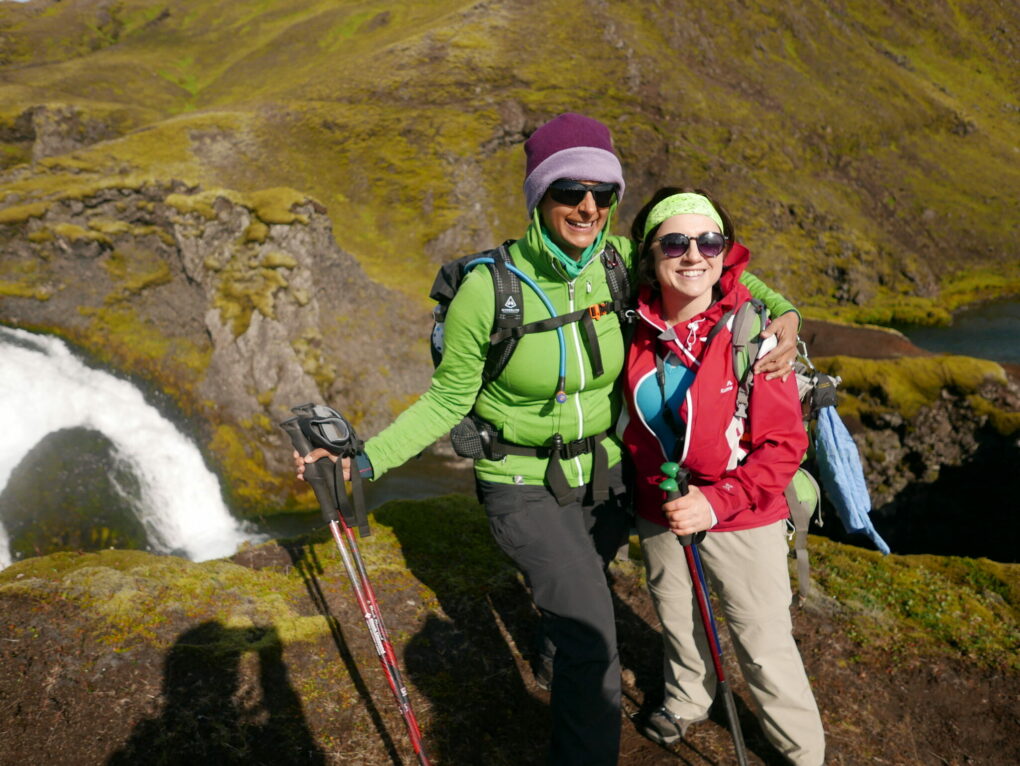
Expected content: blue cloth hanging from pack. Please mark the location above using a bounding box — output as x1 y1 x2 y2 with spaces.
814 405 891 554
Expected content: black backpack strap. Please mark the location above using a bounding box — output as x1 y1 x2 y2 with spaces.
495 430 611 506
482 242 523 383
601 243 633 322
704 308 736 346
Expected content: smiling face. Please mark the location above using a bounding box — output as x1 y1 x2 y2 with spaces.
653 213 726 322
538 180 609 259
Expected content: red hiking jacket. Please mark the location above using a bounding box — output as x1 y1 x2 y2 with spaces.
620 243 808 532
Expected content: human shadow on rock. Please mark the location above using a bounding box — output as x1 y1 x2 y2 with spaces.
282 537 404 764
107 621 324 766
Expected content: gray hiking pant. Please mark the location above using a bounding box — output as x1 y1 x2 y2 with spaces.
478 462 631 766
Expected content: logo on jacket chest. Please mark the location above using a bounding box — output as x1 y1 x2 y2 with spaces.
720 379 734 394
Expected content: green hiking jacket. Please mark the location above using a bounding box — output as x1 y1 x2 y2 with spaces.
364 210 796 487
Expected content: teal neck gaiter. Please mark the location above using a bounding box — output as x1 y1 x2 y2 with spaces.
541 224 607 279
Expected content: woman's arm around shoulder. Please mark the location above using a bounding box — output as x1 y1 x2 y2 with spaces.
740 271 800 380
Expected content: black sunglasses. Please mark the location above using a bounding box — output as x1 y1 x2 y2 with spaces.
547 180 618 208
652 231 728 259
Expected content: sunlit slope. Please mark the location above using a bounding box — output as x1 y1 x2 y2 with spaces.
1 0 1017 315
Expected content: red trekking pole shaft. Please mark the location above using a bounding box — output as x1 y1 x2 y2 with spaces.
660 463 749 766
328 515 431 766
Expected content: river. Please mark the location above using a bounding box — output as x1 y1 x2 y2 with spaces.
892 298 1019 365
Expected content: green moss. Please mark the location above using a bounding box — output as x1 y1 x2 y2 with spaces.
246 188 310 225
290 329 338 393
102 247 174 297
208 423 282 509
261 251 298 269
940 267 1020 312
810 536 1019 669
165 191 219 220
0 550 331 650
89 218 132 236
818 355 1009 420
0 255 56 300
73 305 212 409
0 201 50 224
967 395 1020 436
244 219 269 243
27 229 54 243
0 280 53 301
213 257 289 336
53 222 112 245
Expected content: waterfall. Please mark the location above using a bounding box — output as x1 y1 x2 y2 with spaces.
0 326 264 568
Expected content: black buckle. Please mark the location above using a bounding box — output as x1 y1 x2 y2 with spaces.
560 435 594 460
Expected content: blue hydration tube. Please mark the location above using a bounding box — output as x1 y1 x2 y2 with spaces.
465 257 568 404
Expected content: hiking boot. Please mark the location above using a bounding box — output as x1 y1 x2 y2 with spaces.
635 705 708 746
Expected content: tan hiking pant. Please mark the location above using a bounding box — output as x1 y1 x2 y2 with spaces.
638 517 826 766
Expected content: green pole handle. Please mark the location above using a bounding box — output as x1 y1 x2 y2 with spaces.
659 462 696 546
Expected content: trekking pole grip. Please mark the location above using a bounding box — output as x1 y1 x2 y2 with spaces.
281 416 340 525
659 461 698 547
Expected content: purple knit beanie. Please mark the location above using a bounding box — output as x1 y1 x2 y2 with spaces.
523 113 625 215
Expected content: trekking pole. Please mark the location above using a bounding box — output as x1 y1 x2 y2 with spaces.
660 462 749 766
281 404 432 766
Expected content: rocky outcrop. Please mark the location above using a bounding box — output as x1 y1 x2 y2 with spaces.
0 182 432 511
802 322 1019 561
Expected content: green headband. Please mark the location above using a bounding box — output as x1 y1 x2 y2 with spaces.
643 193 724 239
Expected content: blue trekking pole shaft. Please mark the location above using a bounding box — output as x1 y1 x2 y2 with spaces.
660 463 749 766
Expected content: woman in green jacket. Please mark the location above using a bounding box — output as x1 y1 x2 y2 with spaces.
297 113 799 766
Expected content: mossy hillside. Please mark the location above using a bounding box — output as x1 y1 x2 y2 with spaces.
0 181 356 514
809 535 1019 669
0 495 493 654
816 354 1016 431
2 501 1014 677
0 250 55 301
0 550 324 650
3 0 1016 317
208 418 286 512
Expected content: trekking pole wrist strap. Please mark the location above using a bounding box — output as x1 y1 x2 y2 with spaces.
354 451 374 480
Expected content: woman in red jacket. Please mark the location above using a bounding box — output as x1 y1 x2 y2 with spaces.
620 187 825 765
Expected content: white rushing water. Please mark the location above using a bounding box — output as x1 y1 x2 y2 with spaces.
0 326 264 568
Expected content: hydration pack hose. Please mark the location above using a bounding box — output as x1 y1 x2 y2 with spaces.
465 257 569 404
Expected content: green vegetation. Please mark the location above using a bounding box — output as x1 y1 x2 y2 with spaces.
102 247 174 298
817 355 1016 433
810 536 1019 669
0 0 1014 310
1 501 1014 674
0 549 328 649
69 305 212 413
